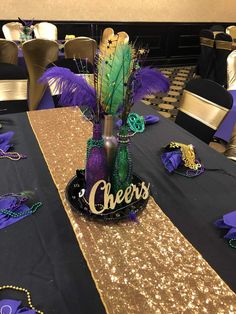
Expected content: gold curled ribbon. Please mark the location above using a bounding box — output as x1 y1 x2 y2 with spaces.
169 142 201 170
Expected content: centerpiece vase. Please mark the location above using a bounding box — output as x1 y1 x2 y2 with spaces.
112 125 132 194
103 114 118 180
85 122 108 204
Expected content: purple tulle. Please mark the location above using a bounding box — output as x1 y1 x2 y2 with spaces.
39 67 97 110
0 131 14 152
0 194 31 230
161 149 182 173
215 210 236 239
0 299 36 313
133 67 169 103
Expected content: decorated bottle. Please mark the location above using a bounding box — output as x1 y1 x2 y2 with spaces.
85 122 108 204
112 124 132 194
103 114 118 180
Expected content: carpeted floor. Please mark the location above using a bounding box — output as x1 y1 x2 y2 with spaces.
143 66 196 121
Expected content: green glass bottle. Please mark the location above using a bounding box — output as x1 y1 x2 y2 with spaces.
112 124 132 194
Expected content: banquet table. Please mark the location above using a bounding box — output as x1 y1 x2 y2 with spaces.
0 102 236 313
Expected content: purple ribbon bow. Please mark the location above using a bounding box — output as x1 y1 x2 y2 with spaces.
215 210 236 239
0 299 36 313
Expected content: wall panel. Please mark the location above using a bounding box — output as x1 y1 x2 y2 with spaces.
1 0 236 22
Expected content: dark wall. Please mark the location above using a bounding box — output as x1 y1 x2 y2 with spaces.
0 20 232 67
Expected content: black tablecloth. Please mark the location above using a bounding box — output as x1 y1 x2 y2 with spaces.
132 102 236 292
0 114 105 314
0 103 236 313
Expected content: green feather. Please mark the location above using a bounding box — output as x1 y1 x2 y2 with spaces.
98 43 134 115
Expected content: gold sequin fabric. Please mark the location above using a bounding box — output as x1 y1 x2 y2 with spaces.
28 108 236 314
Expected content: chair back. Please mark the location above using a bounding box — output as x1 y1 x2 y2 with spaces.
64 37 97 65
224 123 236 161
210 25 225 37
2 22 22 41
22 39 59 110
226 25 236 41
34 22 58 40
197 29 215 80
99 28 129 55
0 39 18 64
215 32 232 87
227 50 236 90
175 79 233 143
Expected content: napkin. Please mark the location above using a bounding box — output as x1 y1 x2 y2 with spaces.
215 210 236 239
0 132 14 152
0 299 35 313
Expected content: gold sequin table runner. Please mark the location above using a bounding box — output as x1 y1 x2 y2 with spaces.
28 108 236 313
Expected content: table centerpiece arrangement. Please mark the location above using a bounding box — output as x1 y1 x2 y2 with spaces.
18 17 34 42
40 36 169 220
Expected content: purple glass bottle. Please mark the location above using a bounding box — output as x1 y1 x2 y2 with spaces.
85 122 108 205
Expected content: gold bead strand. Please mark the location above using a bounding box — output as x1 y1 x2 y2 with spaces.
0 285 44 314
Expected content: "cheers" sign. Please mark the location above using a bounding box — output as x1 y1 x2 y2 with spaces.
87 180 150 214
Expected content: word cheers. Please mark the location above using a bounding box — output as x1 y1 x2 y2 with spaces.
88 180 150 214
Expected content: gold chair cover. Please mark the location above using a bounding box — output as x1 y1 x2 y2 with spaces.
22 39 59 110
64 37 97 65
99 27 129 55
34 22 58 40
2 22 22 41
179 90 229 130
227 50 236 90
224 123 236 161
0 39 18 64
226 25 236 41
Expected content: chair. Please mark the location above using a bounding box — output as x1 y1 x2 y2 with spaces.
2 22 22 41
210 25 225 37
0 39 18 64
227 50 236 90
34 22 57 40
0 63 28 114
64 37 97 65
226 25 236 42
22 39 59 110
224 123 236 161
196 29 215 80
175 79 233 143
99 28 129 55
214 33 232 87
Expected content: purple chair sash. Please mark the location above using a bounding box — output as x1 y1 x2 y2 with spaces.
214 90 236 142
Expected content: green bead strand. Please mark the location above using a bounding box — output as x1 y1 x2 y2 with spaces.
229 239 236 249
0 202 42 218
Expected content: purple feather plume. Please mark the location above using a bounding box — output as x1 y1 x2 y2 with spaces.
18 17 34 27
133 67 169 103
39 67 97 111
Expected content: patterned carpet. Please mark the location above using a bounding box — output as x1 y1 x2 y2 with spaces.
143 66 196 121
